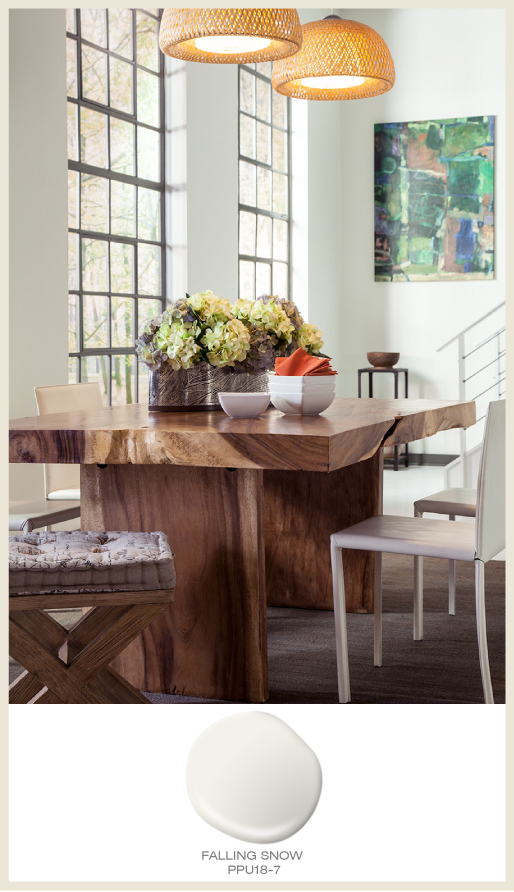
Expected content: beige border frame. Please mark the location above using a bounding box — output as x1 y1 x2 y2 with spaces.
2 1 511 890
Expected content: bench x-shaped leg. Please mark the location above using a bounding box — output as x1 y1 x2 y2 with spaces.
9 610 67 703
9 602 169 704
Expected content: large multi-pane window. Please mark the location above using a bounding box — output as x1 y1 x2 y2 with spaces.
66 8 165 405
238 62 291 302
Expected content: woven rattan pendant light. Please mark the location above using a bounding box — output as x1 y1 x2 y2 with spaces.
159 9 302 64
272 15 395 100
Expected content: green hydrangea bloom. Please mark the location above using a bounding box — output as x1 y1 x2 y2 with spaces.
187 290 232 326
202 318 251 367
155 319 203 370
135 289 326 372
297 322 324 354
233 297 295 344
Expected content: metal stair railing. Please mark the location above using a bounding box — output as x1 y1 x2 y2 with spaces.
437 301 505 487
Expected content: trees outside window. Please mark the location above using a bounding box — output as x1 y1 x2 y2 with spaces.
67 8 165 405
238 62 291 302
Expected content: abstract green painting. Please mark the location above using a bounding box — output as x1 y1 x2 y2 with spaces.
374 116 494 281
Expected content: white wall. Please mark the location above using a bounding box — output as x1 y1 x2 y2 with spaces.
185 63 239 302
302 7 505 454
9 9 69 499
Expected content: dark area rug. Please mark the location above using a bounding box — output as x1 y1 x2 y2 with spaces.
9 555 505 705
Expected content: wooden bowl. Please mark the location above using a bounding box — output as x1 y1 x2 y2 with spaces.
367 352 400 368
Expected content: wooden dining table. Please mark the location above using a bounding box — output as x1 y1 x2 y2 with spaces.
9 397 475 702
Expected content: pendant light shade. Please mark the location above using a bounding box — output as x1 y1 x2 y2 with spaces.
272 16 395 100
159 9 302 64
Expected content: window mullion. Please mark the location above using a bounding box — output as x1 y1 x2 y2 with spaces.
106 12 111 109
133 8 138 177
159 27 166 308
76 8 82 100
68 6 165 406
238 63 290 302
287 93 292 302
68 160 161 191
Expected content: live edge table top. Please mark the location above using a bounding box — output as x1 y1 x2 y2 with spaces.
10 398 475 473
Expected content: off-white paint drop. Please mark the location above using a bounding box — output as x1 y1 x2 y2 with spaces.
186 712 322 843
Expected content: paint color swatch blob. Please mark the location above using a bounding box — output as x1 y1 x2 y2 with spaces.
186 712 322 843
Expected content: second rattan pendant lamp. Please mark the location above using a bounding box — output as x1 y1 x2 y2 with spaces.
159 9 302 64
272 14 395 100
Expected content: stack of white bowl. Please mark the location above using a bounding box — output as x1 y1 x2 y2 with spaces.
269 375 336 415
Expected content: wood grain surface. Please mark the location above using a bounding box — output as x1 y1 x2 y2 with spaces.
9 588 174 611
9 398 476 472
265 451 383 612
382 399 476 447
9 397 475 701
78 455 382 698
9 593 174 705
80 463 268 700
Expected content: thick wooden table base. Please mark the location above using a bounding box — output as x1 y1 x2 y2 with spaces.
79 455 381 699
81 464 267 701
265 452 383 613
9 592 174 704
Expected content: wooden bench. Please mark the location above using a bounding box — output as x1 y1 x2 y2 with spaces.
9 531 175 704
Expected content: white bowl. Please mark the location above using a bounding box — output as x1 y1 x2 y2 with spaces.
218 392 270 418
270 379 336 393
270 391 335 415
269 375 336 392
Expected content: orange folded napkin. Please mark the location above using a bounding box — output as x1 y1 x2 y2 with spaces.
275 347 337 376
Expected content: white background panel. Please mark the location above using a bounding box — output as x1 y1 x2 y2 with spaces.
9 704 505 883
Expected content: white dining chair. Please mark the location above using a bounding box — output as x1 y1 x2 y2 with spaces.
9 382 103 534
35 382 103 500
330 400 505 704
414 488 476 615
9 500 82 534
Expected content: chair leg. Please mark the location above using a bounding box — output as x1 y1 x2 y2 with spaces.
475 559 494 704
330 536 351 703
413 555 423 641
448 515 456 615
448 561 456 615
374 552 382 667
413 507 423 640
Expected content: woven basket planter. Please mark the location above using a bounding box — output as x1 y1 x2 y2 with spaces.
148 363 269 412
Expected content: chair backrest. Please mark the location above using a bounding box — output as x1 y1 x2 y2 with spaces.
34 383 103 497
475 399 505 562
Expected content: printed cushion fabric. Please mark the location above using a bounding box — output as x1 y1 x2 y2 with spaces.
9 530 176 595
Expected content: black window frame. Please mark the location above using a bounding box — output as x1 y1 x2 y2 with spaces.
238 62 292 302
67 7 166 405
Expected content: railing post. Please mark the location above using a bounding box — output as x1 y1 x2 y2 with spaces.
497 332 502 399
458 333 467 487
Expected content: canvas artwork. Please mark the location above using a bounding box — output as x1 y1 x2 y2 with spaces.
374 116 494 282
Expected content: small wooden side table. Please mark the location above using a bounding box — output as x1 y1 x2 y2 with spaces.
358 366 409 471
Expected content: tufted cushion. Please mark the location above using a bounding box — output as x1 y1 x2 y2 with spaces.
9 530 176 595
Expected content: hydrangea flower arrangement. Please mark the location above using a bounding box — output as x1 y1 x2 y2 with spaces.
136 290 325 374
